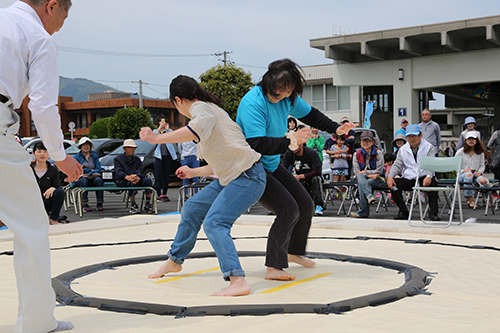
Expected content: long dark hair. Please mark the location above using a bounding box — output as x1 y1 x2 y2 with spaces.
259 59 306 106
169 75 223 107
463 137 486 155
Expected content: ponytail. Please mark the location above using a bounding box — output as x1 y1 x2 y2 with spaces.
170 75 223 107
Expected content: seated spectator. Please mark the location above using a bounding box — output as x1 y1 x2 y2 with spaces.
448 142 458 157
455 131 496 207
178 134 200 198
350 131 384 218
283 144 325 216
306 126 325 163
326 135 350 197
383 153 394 179
387 124 440 221
288 117 298 132
114 139 154 214
30 142 65 225
73 137 105 212
392 133 407 158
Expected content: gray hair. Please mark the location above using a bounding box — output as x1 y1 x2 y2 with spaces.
27 0 72 10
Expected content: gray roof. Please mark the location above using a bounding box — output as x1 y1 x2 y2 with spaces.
310 15 500 63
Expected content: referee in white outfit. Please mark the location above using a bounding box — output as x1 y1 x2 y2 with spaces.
0 1 82 332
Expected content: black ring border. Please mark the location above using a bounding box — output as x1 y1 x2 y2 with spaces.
53 251 430 317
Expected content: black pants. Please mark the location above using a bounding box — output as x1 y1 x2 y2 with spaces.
391 176 439 215
258 164 314 269
300 176 325 208
154 155 172 197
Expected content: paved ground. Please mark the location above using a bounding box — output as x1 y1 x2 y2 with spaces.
59 180 500 225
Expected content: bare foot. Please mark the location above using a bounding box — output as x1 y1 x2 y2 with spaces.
265 267 296 281
288 254 316 267
148 258 182 279
210 276 251 297
49 219 62 225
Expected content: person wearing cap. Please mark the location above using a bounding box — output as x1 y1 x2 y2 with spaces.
457 116 481 150
456 131 497 206
395 118 409 138
73 137 105 212
351 131 384 218
114 139 154 214
392 133 407 157
419 109 441 156
0 1 82 331
387 124 441 221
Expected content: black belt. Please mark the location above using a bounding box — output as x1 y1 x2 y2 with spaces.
0 94 8 104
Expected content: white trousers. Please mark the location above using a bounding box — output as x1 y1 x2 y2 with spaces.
0 103 57 333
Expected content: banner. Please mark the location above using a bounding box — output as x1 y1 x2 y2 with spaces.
364 101 375 129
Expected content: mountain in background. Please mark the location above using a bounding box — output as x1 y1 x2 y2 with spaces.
59 77 155 102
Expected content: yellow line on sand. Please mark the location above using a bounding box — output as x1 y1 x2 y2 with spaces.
155 267 220 283
259 273 333 294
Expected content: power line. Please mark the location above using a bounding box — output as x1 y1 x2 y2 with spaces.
59 46 213 58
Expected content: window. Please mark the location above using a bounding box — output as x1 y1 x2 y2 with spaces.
301 84 350 116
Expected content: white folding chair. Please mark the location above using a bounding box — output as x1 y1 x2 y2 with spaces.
408 156 463 228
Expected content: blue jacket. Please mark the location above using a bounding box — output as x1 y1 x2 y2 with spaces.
74 151 102 175
114 153 144 182
153 128 178 160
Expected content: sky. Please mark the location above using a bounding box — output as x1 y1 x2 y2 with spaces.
1 0 500 103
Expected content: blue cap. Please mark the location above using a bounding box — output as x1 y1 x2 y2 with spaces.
406 124 421 136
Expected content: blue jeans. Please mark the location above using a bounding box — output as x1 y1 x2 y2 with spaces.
75 176 105 203
181 155 200 195
458 172 490 197
168 162 266 280
355 174 384 217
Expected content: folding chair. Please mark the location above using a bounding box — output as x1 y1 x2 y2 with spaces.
408 156 463 228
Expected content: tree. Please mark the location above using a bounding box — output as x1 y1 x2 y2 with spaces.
108 107 154 139
199 64 253 120
88 117 113 139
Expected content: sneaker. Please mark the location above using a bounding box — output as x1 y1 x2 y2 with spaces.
96 203 103 211
82 204 92 212
491 193 500 203
314 206 324 216
144 202 153 213
367 195 376 204
162 196 171 202
129 202 140 214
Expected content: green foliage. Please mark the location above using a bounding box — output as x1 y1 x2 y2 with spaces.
199 64 253 120
108 107 154 139
88 117 113 139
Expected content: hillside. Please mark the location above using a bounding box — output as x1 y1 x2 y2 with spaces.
59 77 154 102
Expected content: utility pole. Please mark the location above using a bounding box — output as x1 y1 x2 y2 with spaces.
132 80 148 108
214 51 232 67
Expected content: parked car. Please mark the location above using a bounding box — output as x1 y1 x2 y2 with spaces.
99 139 182 185
24 138 75 154
65 138 125 158
21 136 38 147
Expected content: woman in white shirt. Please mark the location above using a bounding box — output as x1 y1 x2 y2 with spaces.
455 131 493 207
140 75 265 297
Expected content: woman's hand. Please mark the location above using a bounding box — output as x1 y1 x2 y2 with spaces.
43 187 55 199
293 127 313 146
175 166 193 179
139 127 157 144
336 122 358 136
